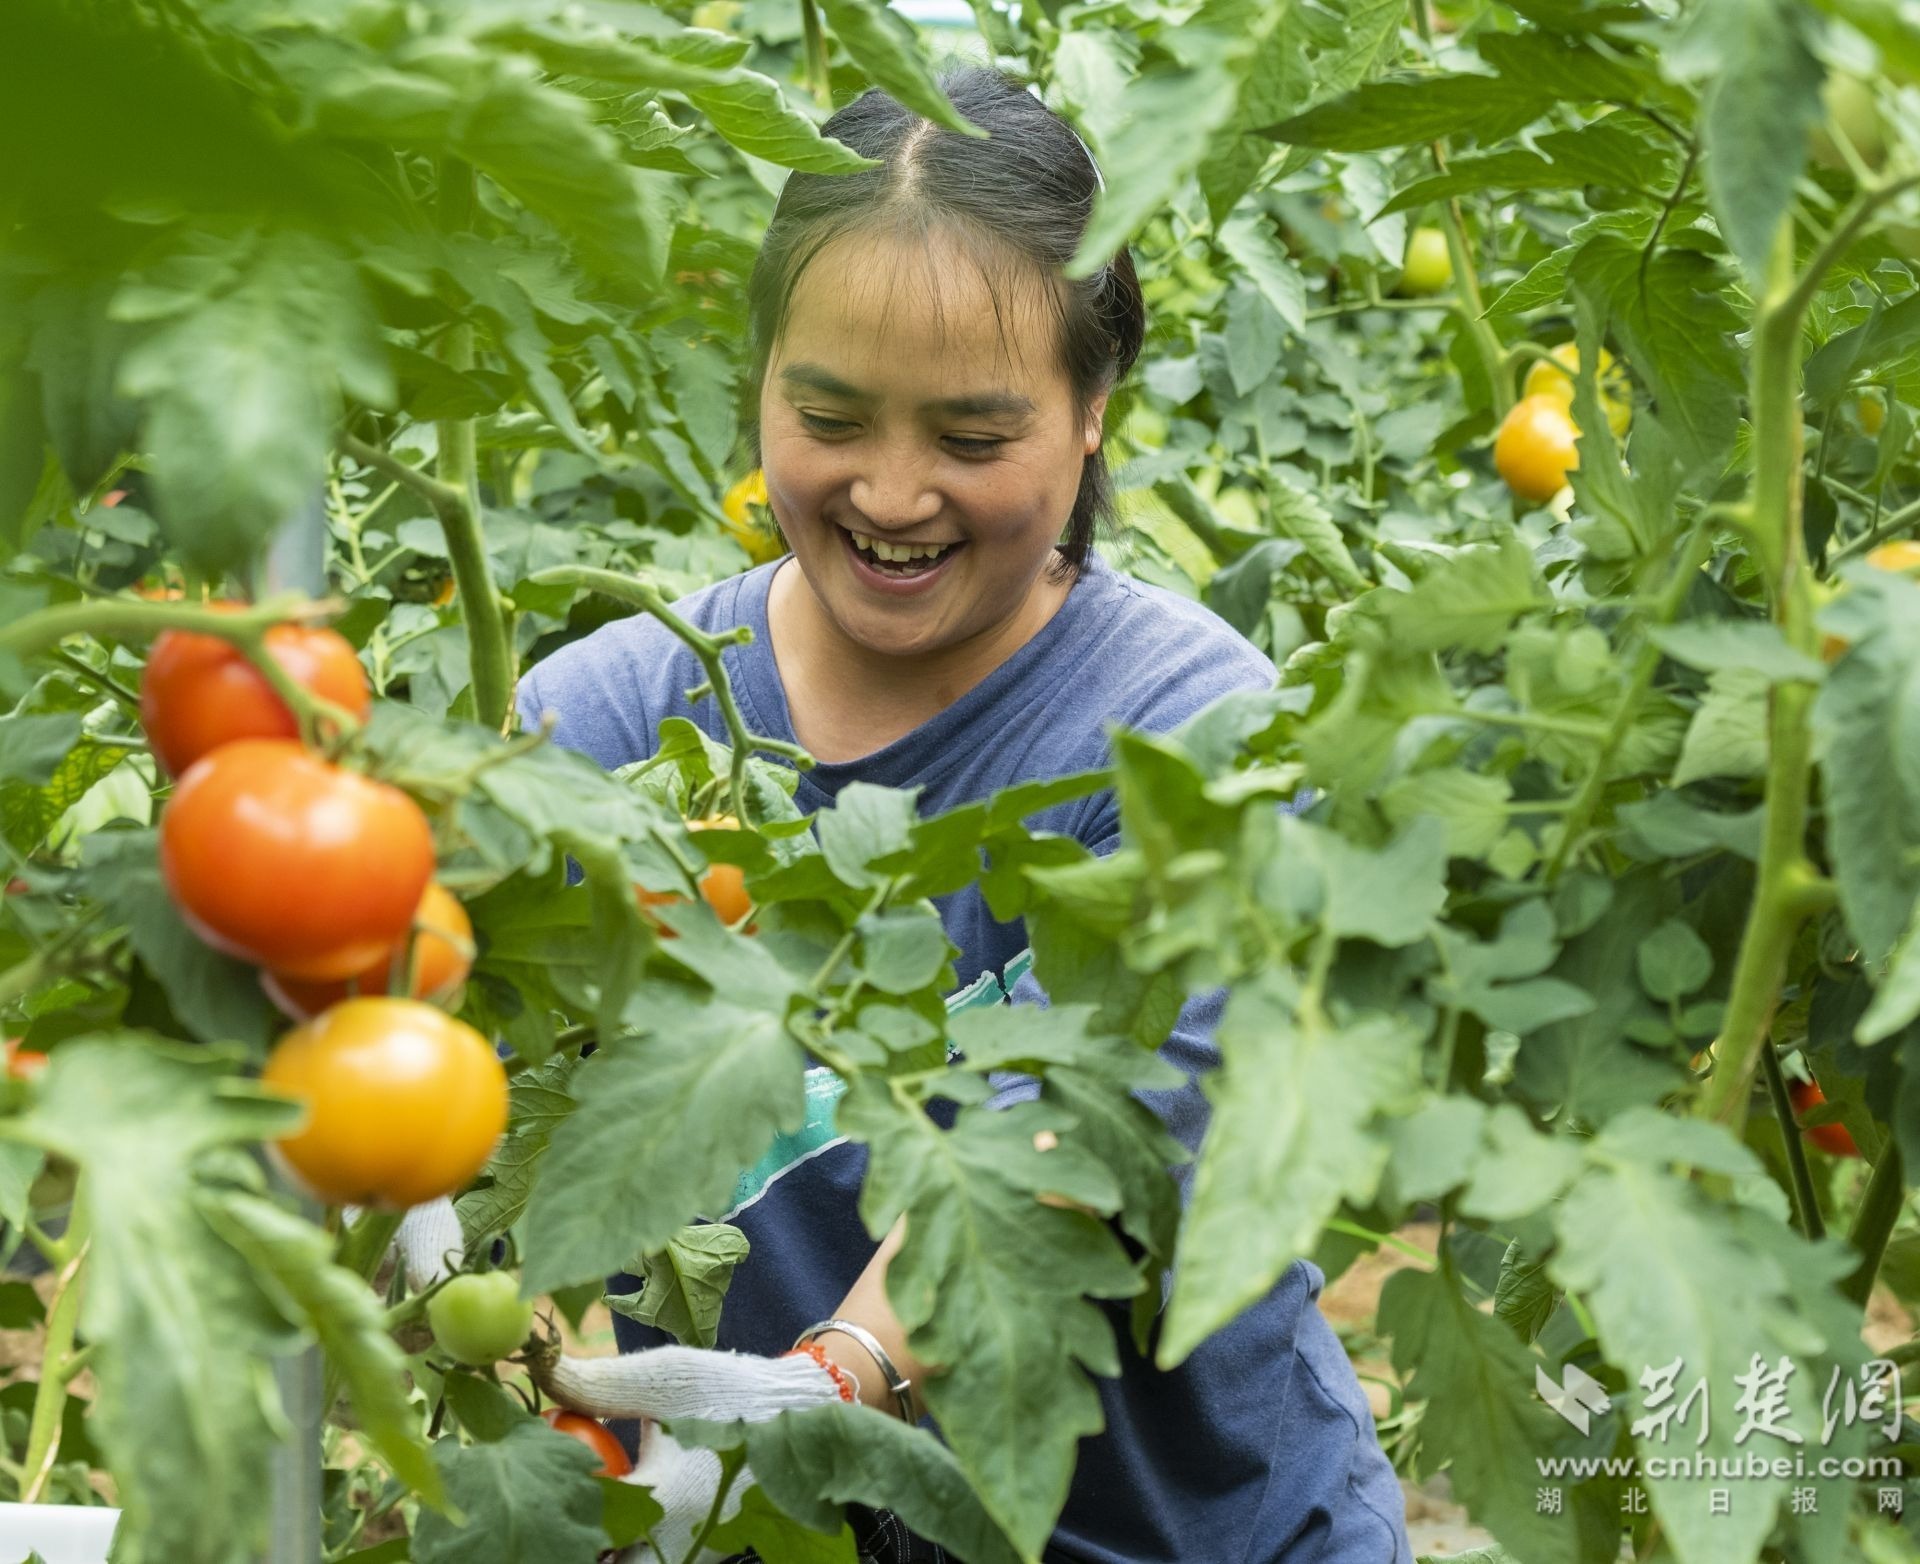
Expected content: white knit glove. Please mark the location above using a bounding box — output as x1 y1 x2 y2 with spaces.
540 1345 853 1563
393 1197 466 1292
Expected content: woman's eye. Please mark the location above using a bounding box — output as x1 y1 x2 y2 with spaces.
798 411 1001 457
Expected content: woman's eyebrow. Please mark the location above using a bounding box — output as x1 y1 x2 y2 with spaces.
779 362 1036 418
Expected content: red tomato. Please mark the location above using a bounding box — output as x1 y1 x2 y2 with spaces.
262 882 474 1021
4 1040 46 1081
161 740 435 981
1788 1078 1861 1158
261 997 508 1207
542 1408 633 1478
140 607 371 777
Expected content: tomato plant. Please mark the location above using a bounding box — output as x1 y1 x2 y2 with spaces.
1 0 1919 1562
427 1272 537 1367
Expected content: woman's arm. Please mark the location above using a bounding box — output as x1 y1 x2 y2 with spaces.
817 1214 933 1421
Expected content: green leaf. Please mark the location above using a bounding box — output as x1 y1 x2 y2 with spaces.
457 1053 579 1249
674 1403 1022 1564
1378 536 1543 654
80 830 280 1050
1265 72 1555 151
412 1417 609 1564
707 1481 860 1562
1811 569 1920 963
1380 1266 1613 1564
1162 975 1423 1365
1859 896 1920 1045
817 782 920 888
9 1036 304 1564
1069 34 1245 277
1299 815 1449 949
520 991 808 1293
1217 212 1306 334
817 0 979 137
1668 0 1824 279
686 74 879 172
609 1222 750 1348
838 1081 1138 1556
1258 468 1367 594
1381 768 1512 859
1672 668 1770 787
116 226 389 574
1551 1114 1868 1564
1649 620 1826 683
208 1192 439 1502
1635 919 1713 1003
854 907 955 995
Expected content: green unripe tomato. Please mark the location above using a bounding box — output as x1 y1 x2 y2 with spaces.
1399 227 1454 296
427 1272 535 1366
1811 71 1887 173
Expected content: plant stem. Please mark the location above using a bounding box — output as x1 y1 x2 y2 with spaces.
429 156 514 734
0 596 361 745
20 1182 87 1502
1759 1042 1824 1242
1842 1144 1905 1310
526 566 814 822
1696 221 1822 1134
1542 518 1714 880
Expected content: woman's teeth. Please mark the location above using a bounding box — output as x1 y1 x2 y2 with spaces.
849 530 954 568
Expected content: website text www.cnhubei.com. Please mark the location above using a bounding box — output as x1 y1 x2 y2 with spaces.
1539 1453 1906 1481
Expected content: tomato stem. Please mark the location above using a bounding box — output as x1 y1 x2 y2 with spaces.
1759 1040 1825 1242
799 0 832 107
526 565 815 825
1842 1143 1905 1310
19 1184 87 1503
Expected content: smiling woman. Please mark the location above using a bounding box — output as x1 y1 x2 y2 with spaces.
515 64 1411 1564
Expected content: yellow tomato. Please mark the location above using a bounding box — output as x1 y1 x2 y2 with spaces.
1859 393 1886 438
720 470 786 564
1399 227 1453 296
1494 395 1581 505
1522 344 1632 440
262 998 508 1208
1821 541 1920 662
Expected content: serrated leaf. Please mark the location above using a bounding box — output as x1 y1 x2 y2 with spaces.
1162 976 1422 1365
673 1403 1022 1564
817 0 979 137
1649 620 1826 683
706 1481 859 1562
1672 668 1769 787
1378 535 1542 654
1217 212 1306 334
838 1081 1138 1556
609 1222 750 1348
7 1037 304 1564
520 991 807 1293
1265 72 1555 150
457 1053 580 1247
412 1417 608 1564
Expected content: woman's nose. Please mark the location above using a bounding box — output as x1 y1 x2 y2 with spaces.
849 451 941 530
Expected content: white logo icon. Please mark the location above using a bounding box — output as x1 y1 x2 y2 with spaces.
1538 1363 1612 1435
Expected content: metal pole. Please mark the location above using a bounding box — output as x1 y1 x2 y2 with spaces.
261 488 329 1564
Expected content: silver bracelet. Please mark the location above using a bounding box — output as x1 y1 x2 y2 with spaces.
794 1317 915 1424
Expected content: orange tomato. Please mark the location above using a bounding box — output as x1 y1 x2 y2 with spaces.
1495 395 1581 505
140 607 371 777
4 1040 46 1081
262 882 474 1021
1521 344 1632 440
261 997 508 1207
1866 539 1920 574
635 815 754 934
1787 1077 1860 1158
161 740 435 981
542 1408 633 1477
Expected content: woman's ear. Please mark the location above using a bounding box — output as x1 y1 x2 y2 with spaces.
1085 391 1110 454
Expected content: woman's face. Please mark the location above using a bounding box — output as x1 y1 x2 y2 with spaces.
760 228 1106 660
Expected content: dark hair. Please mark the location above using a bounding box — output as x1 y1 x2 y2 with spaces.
740 65 1146 578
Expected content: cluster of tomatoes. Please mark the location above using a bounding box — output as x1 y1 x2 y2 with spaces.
140 612 507 1211
1494 344 1632 505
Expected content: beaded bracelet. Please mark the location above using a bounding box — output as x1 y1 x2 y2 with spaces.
792 1317 916 1424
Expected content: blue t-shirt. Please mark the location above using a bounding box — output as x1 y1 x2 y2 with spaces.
516 551 1412 1564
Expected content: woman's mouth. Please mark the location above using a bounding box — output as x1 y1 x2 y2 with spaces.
839 525 965 592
